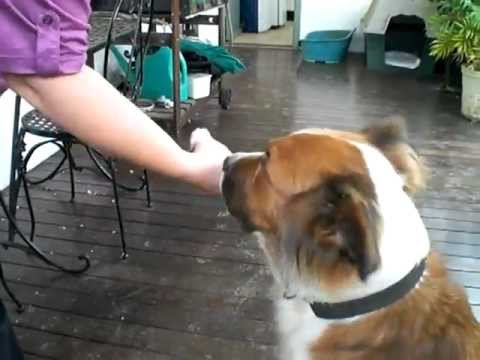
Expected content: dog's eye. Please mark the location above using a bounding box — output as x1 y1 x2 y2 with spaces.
337 191 347 200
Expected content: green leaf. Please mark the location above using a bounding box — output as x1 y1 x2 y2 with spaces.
428 0 480 65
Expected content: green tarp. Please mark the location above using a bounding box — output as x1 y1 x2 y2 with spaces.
180 38 246 74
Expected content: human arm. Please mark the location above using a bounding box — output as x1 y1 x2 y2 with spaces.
5 65 230 194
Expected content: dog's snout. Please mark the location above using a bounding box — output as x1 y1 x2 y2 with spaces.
223 152 262 174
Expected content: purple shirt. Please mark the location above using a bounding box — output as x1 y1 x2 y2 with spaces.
0 0 91 91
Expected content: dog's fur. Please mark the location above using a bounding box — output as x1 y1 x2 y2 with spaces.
221 118 480 360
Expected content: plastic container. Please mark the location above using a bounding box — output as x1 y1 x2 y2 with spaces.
302 30 355 64
111 46 189 101
461 65 480 122
385 51 420 69
188 73 212 99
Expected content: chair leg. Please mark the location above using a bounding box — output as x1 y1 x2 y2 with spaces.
20 138 69 243
0 157 91 276
64 140 76 202
0 261 24 313
8 130 26 244
143 170 151 208
108 159 127 259
7 178 21 244
21 174 36 244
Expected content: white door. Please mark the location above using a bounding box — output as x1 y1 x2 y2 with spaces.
277 0 287 26
258 0 274 32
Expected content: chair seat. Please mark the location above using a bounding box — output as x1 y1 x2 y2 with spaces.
21 110 71 139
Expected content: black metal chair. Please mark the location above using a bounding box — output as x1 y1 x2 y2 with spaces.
8 109 151 260
1 186 91 313
1 96 92 314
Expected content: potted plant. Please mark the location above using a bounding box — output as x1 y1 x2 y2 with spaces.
428 0 480 121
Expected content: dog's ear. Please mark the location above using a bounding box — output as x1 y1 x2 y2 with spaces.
323 175 382 281
287 175 382 283
362 116 426 194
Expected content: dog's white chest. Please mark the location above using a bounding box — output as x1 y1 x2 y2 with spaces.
276 299 364 360
276 299 331 360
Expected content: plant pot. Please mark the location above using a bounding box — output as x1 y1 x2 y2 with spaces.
461 65 480 122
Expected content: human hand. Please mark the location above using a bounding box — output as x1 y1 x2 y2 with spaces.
188 128 232 195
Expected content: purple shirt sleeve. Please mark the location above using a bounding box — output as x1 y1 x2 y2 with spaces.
0 0 92 92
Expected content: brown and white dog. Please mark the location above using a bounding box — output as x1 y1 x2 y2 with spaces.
220 119 480 359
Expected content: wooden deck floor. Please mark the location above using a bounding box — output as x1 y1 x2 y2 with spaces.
1 48 480 359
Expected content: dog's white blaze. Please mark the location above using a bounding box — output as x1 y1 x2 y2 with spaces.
350 141 430 298
275 141 430 360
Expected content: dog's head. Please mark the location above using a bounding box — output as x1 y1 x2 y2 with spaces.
222 117 425 298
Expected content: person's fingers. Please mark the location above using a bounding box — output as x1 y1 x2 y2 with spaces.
187 127 231 195
190 128 212 151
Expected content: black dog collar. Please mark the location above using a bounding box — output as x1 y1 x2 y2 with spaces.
310 258 427 320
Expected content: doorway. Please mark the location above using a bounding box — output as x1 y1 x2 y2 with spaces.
232 0 298 47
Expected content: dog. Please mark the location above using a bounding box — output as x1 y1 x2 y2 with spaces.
220 118 480 359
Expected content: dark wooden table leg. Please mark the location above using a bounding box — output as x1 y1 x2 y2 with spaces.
172 0 181 137
219 4 226 47
218 5 227 105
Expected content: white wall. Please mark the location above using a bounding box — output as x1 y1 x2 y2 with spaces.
0 91 59 190
299 0 373 53
287 0 295 12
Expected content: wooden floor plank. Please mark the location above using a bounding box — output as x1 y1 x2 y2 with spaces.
450 270 480 288
0 250 271 301
4 295 276 358
0 223 264 265
0 263 272 321
14 326 174 360
23 353 56 360
433 241 480 258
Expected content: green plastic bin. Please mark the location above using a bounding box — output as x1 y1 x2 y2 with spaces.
111 45 189 101
302 30 355 64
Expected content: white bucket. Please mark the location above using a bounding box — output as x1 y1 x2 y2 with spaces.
461 65 480 122
188 73 212 100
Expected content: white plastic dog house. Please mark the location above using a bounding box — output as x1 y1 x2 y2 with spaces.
361 0 437 74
